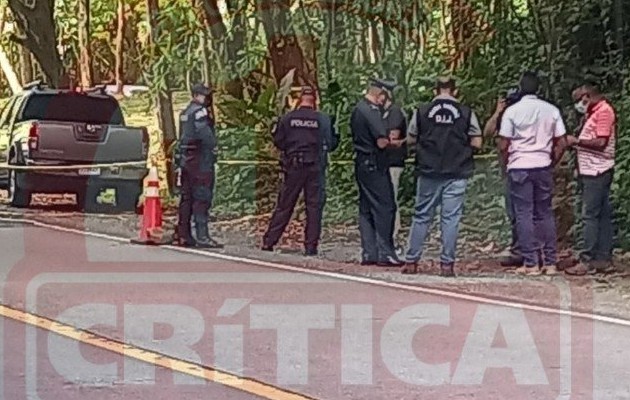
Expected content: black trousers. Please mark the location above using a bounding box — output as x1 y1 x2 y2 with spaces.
177 166 213 241
263 162 322 250
355 157 397 262
579 169 614 264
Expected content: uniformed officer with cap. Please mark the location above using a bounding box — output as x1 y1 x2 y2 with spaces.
174 83 223 248
262 86 336 256
351 77 405 266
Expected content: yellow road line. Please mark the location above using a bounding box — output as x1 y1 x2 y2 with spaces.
0 304 316 400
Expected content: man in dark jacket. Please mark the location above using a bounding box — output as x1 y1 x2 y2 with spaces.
403 77 482 276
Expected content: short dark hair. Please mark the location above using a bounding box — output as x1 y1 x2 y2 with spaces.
519 71 539 95
436 76 456 91
582 82 601 95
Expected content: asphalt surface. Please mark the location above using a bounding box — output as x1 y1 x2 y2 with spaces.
1 221 630 399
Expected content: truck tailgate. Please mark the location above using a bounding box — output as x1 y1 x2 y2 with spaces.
29 121 147 163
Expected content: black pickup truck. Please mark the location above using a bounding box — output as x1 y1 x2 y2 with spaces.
0 82 149 211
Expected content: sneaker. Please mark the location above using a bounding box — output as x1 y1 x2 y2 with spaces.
440 263 456 277
360 260 377 266
593 261 616 274
541 265 559 276
401 262 418 275
514 266 542 276
499 255 524 268
261 245 274 252
564 263 596 276
376 255 405 267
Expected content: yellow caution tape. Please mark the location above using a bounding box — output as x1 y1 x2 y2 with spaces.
216 153 498 166
0 153 499 170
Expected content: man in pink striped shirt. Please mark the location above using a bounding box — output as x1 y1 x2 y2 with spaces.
565 83 617 275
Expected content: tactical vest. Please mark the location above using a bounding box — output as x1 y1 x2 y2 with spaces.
415 99 474 179
283 108 321 165
178 103 209 168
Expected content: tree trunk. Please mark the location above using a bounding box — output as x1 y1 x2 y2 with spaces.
146 0 177 193
114 0 125 94
197 0 244 98
0 7 20 93
0 50 21 94
19 46 33 84
123 1 140 83
8 0 63 86
200 32 212 86
258 0 314 87
78 0 93 87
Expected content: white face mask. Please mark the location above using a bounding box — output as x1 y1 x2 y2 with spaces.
574 100 588 114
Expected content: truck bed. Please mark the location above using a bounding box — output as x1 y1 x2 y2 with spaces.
20 120 148 164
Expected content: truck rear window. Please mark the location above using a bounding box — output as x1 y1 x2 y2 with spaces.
19 93 125 125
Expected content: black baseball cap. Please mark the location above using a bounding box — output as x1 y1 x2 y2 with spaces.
300 86 316 96
370 77 397 92
436 76 457 89
191 83 212 96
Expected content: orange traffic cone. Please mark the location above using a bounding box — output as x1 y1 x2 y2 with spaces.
131 166 164 245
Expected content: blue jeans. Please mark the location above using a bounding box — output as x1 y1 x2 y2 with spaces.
405 176 467 265
508 167 557 267
504 179 521 257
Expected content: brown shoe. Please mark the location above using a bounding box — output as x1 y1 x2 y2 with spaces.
499 255 523 268
593 261 616 274
564 263 596 276
541 265 559 276
401 263 418 275
440 263 456 277
514 266 542 276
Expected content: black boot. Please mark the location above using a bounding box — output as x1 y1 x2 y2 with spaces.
195 224 224 249
172 229 196 247
304 247 318 257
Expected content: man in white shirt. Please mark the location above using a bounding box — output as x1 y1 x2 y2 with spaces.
498 71 568 275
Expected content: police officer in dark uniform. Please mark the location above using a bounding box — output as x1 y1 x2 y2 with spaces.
261 87 335 256
174 83 223 248
351 78 405 266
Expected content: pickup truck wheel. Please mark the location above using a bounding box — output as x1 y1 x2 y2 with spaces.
8 170 31 208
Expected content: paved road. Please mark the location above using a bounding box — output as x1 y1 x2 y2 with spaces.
1 221 630 399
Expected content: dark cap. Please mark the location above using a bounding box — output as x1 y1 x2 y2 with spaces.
300 86 316 96
191 83 212 96
370 77 397 92
506 86 519 97
436 76 457 88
